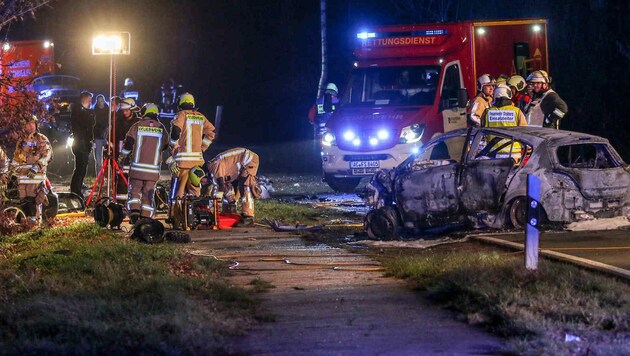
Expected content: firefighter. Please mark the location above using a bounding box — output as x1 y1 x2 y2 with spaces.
524 70 568 128
0 146 8 199
10 115 52 222
206 147 260 227
118 103 169 224
308 83 339 137
166 92 215 203
466 74 495 127
481 84 527 160
114 97 141 201
507 75 531 112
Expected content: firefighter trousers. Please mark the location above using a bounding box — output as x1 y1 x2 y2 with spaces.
127 177 157 218
223 178 255 217
168 168 200 218
19 183 46 220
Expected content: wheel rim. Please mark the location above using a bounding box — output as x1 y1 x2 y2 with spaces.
2 206 27 227
510 198 528 229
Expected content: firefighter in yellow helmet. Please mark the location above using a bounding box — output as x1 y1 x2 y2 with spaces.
206 147 260 227
524 70 568 128
481 84 527 160
118 103 169 224
166 93 215 213
466 74 495 127
10 115 52 222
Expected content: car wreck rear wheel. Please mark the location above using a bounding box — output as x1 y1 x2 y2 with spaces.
508 197 528 229
366 206 400 240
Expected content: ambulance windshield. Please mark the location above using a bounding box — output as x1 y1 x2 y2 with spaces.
341 65 440 107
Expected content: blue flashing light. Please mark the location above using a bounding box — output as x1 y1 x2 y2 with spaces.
357 32 376 39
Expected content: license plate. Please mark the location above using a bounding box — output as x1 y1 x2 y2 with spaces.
352 167 379 175
350 160 380 169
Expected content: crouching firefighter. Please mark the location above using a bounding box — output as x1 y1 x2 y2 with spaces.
118 103 169 224
0 145 8 199
10 115 52 223
166 92 215 218
206 147 261 227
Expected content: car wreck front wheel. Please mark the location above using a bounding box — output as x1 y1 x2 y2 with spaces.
366 206 400 240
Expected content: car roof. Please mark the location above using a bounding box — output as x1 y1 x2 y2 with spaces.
439 127 609 147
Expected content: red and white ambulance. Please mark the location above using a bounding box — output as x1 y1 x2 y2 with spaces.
321 19 548 191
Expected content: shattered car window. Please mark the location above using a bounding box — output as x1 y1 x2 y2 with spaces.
415 135 466 164
556 144 620 169
472 132 531 166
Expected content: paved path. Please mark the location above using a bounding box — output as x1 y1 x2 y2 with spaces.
188 227 503 355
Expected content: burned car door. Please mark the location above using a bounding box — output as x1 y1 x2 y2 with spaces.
459 131 524 212
395 134 467 225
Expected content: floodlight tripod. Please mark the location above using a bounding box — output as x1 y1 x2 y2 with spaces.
85 152 128 207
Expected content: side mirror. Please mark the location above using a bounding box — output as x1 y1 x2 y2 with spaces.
457 88 468 109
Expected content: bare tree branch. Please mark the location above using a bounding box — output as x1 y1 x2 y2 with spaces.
0 0 54 32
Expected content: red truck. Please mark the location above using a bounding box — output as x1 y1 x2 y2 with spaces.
1 39 55 85
320 19 548 191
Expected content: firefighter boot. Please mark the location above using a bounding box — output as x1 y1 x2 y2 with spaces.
234 215 254 227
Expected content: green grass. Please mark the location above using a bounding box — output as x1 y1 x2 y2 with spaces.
382 244 630 355
248 278 276 293
0 223 257 354
256 199 358 225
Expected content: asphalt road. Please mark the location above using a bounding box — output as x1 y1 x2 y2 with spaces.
483 229 630 270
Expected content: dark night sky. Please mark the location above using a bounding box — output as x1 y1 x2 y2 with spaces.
5 0 630 156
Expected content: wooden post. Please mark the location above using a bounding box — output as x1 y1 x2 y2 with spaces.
526 174 540 270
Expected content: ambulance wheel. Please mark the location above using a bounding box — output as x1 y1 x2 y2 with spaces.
324 174 362 193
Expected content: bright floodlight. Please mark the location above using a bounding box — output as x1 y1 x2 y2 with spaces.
377 129 389 140
532 24 542 32
2 43 10 51
43 41 51 48
92 32 131 55
352 138 361 146
343 130 356 141
476 28 486 35
369 138 379 146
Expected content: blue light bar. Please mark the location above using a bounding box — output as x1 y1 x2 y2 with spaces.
357 32 376 39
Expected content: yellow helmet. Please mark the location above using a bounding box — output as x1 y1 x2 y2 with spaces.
29 114 38 123
141 103 159 118
507 75 527 92
189 166 206 187
179 92 195 108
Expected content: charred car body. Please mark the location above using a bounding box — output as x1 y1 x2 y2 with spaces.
366 127 630 239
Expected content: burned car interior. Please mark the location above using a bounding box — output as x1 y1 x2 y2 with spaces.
366 127 630 240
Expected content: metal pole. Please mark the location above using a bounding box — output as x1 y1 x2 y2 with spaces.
526 174 541 270
106 54 113 196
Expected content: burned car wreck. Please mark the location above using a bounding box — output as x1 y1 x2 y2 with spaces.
366 127 630 239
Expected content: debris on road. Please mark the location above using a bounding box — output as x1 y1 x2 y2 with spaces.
262 217 323 232
350 237 466 249
565 216 630 231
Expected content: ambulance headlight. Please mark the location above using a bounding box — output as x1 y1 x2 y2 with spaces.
321 131 336 147
399 124 424 144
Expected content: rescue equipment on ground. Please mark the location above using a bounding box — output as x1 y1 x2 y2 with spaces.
132 218 165 244
93 197 125 229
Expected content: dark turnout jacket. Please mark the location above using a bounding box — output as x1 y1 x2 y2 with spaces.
70 103 95 147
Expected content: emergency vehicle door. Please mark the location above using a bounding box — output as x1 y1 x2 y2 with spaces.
439 61 467 133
